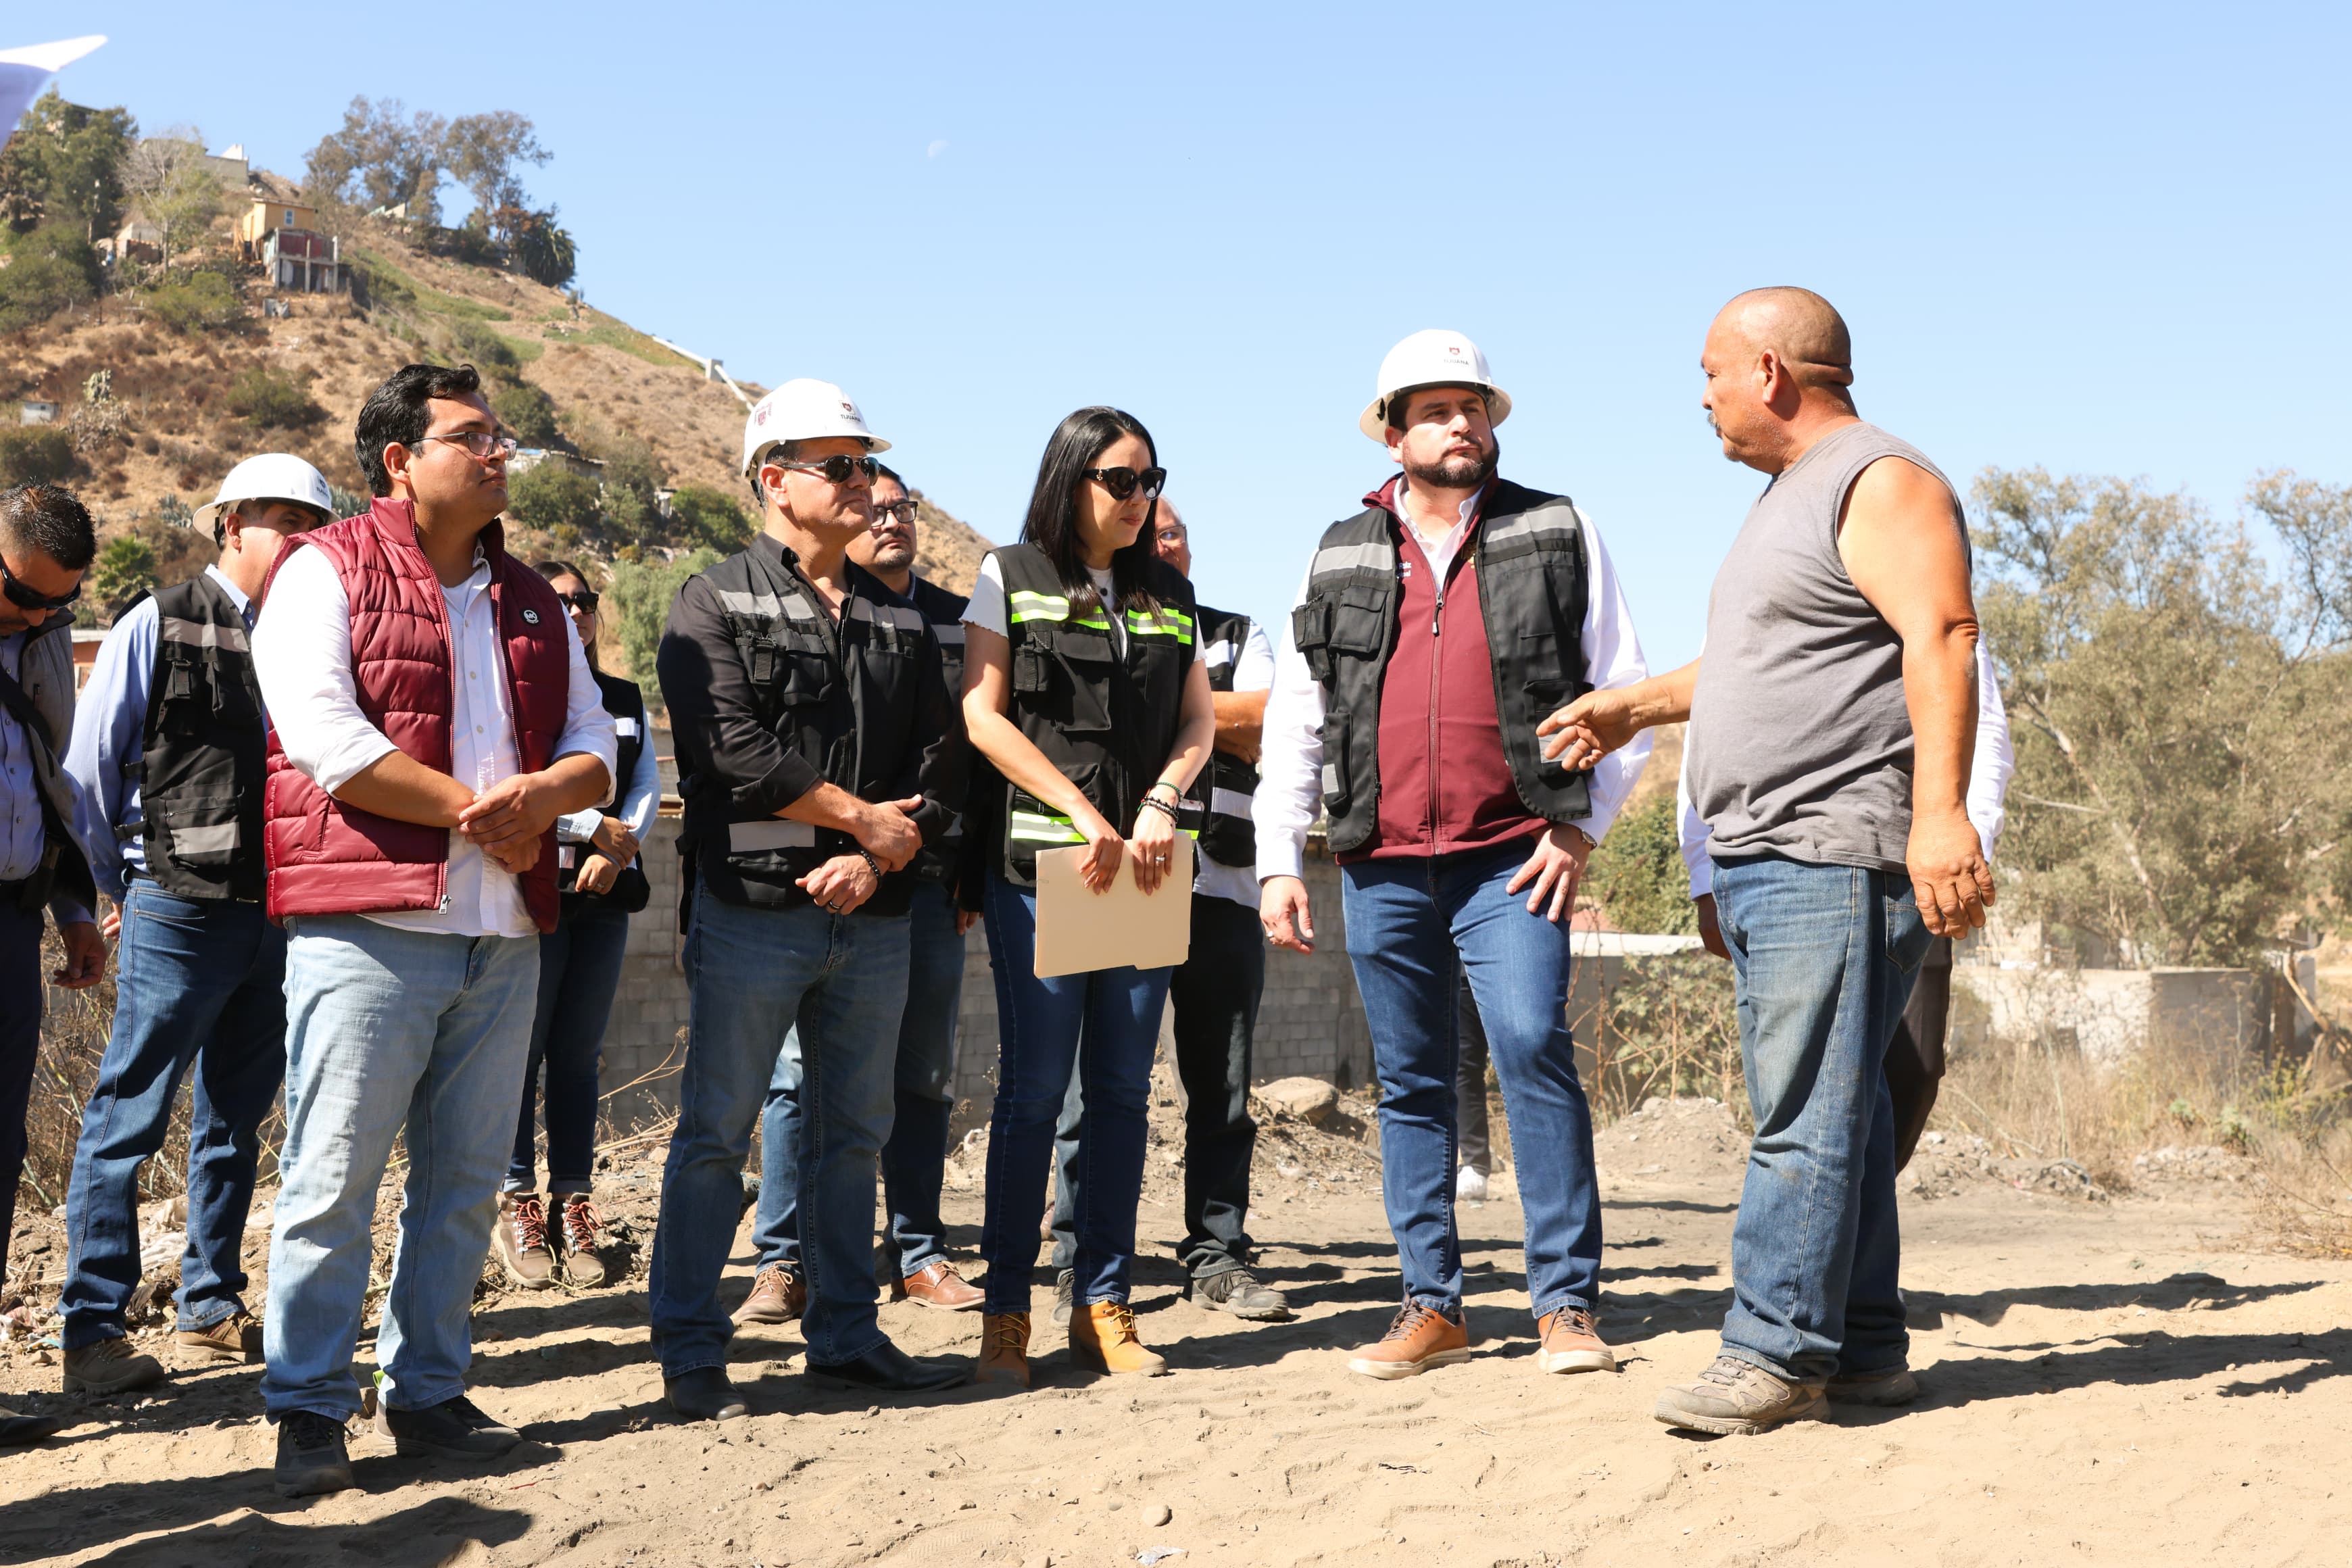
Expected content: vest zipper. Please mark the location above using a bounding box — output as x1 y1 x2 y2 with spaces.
1427 565 1445 856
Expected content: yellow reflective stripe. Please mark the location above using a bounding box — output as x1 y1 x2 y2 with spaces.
1126 608 1194 645
1008 810 1086 845
1008 590 1112 631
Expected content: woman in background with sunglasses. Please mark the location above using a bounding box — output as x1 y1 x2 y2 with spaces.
960 407 1216 1386
491 562 661 1294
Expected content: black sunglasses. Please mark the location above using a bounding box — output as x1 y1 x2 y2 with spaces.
775 454 880 485
1084 466 1167 502
556 589 601 613
1 556 82 613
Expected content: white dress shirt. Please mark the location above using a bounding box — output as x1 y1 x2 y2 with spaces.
255 542 616 939
1193 618 1277 910
1255 493 1652 883
1677 635 2015 896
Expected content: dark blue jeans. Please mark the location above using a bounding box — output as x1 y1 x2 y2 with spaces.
1711 854 1929 1383
979 872 1171 1315
1052 892 1265 1281
0 904 48 1275
750 881 966 1278
510 900 632 1195
1341 841 1603 1323
61 882 287 1348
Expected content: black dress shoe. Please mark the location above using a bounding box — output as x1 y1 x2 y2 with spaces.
806 1338 969 1394
665 1367 748 1421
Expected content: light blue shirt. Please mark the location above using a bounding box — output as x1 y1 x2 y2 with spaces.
557 706 660 850
0 631 45 885
63 566 254 903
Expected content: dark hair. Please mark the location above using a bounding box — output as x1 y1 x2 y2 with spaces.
533 558 587 586
354 362 486 497
0 483 97 571
874 461 904 489
1384 383 1494 435
1019 407 1160 615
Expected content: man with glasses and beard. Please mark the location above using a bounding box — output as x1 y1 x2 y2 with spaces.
0 483 104 1446
1256 332 1650 1383
653 383 968 1421
251 364 615 1497
737 461 987 1327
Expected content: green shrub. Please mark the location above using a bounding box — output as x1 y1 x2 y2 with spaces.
506 462 602 545
0 224 101 331
89 533 157 623
669 485 752 552
223 366 325 431
490 380 560 447
0 426 78 485
1584 792 1698 935
608 549 717 708
145 270 241 334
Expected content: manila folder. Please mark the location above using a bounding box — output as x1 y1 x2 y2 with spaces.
1033 835 1194 979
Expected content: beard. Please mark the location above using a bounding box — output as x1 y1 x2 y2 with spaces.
1404 436 1498 493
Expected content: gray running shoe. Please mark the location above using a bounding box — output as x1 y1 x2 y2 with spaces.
1653 1354 1828 1436
1052 1269 1075 1327
1191 1267 1291 1321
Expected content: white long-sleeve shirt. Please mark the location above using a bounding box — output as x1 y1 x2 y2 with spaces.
255 543 616 939
1256 495 1652 882
1677 635 2015 896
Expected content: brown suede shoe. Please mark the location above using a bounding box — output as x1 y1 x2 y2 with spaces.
732 1264 806 1325
1535 1307 1617 1374
1070 1300 1169 1376
1346 1302 1471 1381
556 1194 610 1289
62 1336 168 1396
493 1192 556 1290
893 1258 984 1311
173 1310 263 1363
974 1313 1032 1388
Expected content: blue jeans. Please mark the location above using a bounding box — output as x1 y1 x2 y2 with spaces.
1711 855 1928 1383
261 918 540 1421
751 881 964 1278
0 906 49 1273
1342 841 1603 1322
978 872 1171 1315
650 881 908 1373
510 901 632 1194
61 882 288 1349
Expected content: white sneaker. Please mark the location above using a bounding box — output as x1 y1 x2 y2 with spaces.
1455 1165 1488 1202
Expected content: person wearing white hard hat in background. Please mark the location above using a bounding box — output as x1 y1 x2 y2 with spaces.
1256 331 1651 1382
650 380 969 1419
55 455 330 1402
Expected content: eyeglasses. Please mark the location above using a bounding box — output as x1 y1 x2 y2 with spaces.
415 430 520 462
556 589 601 613
773 454 879 485
873 500 919 525
1 556 82 613
1085 466 1167 502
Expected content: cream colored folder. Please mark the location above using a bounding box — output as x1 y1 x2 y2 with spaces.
1033 835 1194 978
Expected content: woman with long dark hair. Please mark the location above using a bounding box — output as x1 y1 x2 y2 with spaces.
961 408 1215 1384
492 560 660 1292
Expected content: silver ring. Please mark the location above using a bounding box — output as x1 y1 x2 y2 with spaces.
824 900 843 912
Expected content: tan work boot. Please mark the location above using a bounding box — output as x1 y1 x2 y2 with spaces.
493 1192 556 1290
974 1312 1032 1388
173 1309 263 1363
1536 1307 1617 1373
1654 1354 1828 1435
893 1258 984 1311
1346 1302 1471 1380
733 1264 806 1325
556 1193 609 1288
62 1336 168 1396
1070 1300 1169 1376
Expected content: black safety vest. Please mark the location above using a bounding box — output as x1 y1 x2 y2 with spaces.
1291 479 1593 854
134 574 266 900
983 542 1196 885
683 543 941 914
1182 603 1259 869
905 574 969 885
558 668 651 915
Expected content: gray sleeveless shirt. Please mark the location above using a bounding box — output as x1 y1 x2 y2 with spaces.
1685 421 1962 875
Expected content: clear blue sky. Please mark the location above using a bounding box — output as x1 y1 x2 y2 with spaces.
44 2 2352 663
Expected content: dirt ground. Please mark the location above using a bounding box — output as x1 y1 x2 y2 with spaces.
1 1092 2347 1568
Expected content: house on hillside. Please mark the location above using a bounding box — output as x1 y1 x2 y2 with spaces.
238 174 345 293
507 449 606 483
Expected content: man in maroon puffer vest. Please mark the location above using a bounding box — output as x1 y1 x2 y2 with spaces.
250 363 616 1499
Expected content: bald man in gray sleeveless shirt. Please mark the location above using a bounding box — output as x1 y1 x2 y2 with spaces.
1541 287 1993 1436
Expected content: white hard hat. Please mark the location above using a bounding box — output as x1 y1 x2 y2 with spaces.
1358 329 1513 443
194 453 335 532
740 378 891 476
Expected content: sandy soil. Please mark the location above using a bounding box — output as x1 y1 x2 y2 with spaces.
1 1094 2345 1568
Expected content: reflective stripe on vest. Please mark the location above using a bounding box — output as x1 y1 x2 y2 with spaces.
157 616 249 652
1008 808 1086 845
1008 589 1110 631
729 818 818 852
1126 607 1194 645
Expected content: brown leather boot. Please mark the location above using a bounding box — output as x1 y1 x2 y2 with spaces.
1069 1300 1168 1376
1346 1302 1471 1380
893 1258 984 1311
974 1313 1032 1388
1536 1307 1617 1373
173 1309 263 1363
556 1193 609 1289
493 1192 556 1290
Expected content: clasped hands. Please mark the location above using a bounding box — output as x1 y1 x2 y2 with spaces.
454 773 566 874
795 794 925 916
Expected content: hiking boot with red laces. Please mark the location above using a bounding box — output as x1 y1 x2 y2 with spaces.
733 1264 806 1325
1536 1307 1617 1374
493 1192 556 1290
556 1193 609 1289
1346 1302 1471 1381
